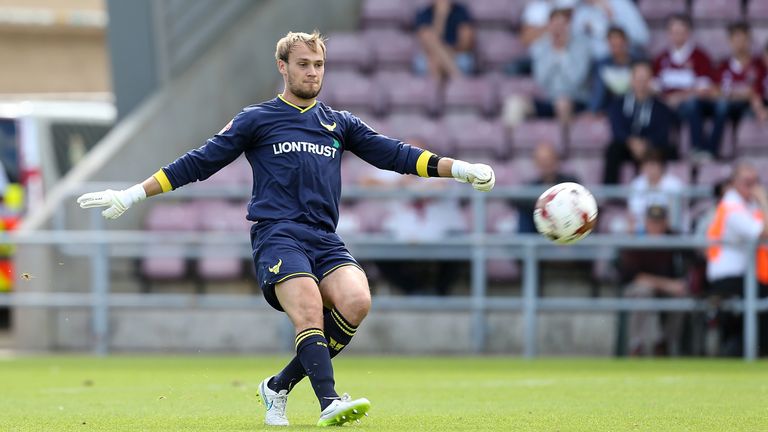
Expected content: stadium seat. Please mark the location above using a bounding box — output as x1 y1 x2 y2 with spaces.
597 204 632 234
467 0 524 28
568 115 611 155
667 160 693 184
735 118 768 154
360 0 412 29
376 71 441 116
496 157 538 185
692 0 744 24
322 72 386 115
141 203 198 280
443 77 498 116
696 161 732 185
341 154 375 185
475 30 526 71
648 28 668 57
510 119 565 154
195 201 249 280
325 32 374 73
387 113 454 155
495 75 540 98
363 29 417 70
562 157 603 186
694 29 730 62
442 113 509 159
638 0 688 24
747 0 768 22
353 199 392 233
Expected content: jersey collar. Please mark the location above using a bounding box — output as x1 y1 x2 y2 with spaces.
278 94 317 113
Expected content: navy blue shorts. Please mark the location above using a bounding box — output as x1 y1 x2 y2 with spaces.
250 220 361 311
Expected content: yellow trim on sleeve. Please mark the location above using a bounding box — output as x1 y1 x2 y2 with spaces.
152 169 173 193
278 94 317 113
415 150 434 178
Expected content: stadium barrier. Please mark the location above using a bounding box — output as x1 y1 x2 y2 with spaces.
3 183 766 360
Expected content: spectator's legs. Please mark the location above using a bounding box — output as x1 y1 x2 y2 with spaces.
417 30 461 79
678 98 706 155
602 140 633 184
554 97 574 124
625 282 659 355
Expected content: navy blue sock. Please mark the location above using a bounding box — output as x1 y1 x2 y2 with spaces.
269 309 357 393
294 328 338 410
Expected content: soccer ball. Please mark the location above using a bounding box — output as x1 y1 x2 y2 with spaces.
533 182 598 245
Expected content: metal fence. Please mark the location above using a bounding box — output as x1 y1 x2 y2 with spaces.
2 183 766 360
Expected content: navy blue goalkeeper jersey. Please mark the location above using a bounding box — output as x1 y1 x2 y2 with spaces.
153 95 435 232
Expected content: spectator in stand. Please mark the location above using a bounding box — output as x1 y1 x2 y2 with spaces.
621 205 688 356
588 26 640 114
653 14 717 160
571 0 649 60
603 61 674 184
507 0 577 75
709 22 765 157
530 7 592 123
518 141 579 233
706 161 768 356
627 149 684 233
413 0 475 80
751 41 768 122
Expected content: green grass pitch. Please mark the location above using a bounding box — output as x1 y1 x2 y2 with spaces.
1 356 767 431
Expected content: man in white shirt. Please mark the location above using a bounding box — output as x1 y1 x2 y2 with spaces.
706 161 768 356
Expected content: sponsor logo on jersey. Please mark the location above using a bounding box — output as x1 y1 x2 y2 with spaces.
268 258 282 274
320 121 337 132
272 141 338 158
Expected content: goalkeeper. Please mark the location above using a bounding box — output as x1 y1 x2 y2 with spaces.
77 31 494 427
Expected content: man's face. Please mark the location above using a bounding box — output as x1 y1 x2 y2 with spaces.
534 145 559 180
729 30 750 55
549 13 570 39
645 217 668 235
279 42 324 100
667 20 690 48
734 166 759 198
608 32 628 59
631 64 652 95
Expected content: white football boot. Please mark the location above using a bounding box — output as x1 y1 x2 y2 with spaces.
258 376 289 426
316 393 371 427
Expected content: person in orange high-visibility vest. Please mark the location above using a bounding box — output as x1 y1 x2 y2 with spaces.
706 161 768 357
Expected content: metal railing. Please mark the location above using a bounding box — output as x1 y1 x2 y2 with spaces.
3 183 766 360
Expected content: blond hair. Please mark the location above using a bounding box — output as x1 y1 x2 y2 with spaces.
275 31 326 62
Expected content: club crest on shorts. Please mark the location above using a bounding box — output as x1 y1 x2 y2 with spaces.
268 258 282 274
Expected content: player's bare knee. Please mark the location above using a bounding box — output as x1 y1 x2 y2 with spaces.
339 289 371 325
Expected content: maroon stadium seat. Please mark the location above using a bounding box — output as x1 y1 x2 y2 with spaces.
487 260 520 283
467 0 524 28
141 203 198 280
325 32 374 73
495 75 540 98
735 118 768 154
360 0 412 29
510 119 565 154
376 71 441 116
747 0 768 22
442 112 509 159
694 28 730 62
387 113 454 155
692 0 743 23
443 77 498 116
562 157 602 186
363 29 417 70
475 30 526 71
638 0 688 23
568 115 611 155
196 202 249 280
322 71 386 115
696 161 732 185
